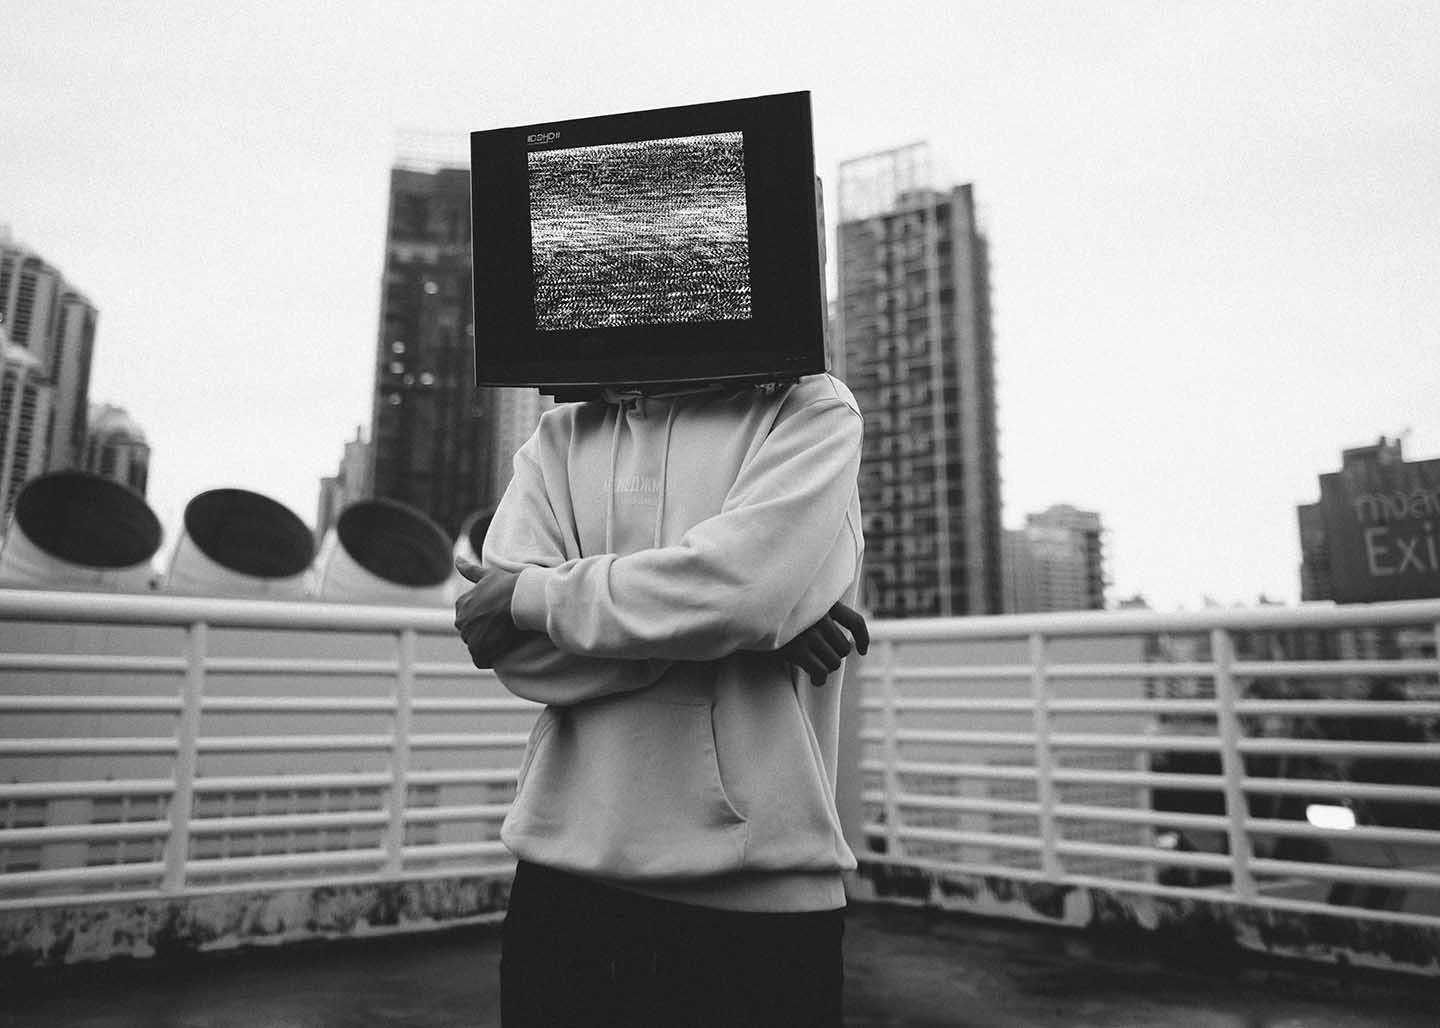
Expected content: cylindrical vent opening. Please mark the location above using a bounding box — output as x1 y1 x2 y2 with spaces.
14 472 162 568
182 489 314 578
336 500 452 587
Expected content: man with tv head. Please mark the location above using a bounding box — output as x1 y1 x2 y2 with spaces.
454 91 865 1027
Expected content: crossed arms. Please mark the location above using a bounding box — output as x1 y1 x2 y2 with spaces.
453 392 867 706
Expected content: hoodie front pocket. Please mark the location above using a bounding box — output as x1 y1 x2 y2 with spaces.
501 696 750 881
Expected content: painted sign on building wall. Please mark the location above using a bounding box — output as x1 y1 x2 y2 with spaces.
1318 455 1440 603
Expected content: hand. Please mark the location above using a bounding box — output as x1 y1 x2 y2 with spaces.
453 557 525 668
778 602 870 687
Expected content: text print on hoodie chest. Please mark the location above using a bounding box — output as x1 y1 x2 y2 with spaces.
587 400 746 558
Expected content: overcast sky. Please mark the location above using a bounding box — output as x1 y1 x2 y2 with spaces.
4 1 1437 611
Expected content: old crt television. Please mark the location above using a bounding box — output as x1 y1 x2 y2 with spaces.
469 91 826 398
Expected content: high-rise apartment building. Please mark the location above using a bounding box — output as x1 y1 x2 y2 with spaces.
0 231 97 474
0 228 97 522
1002 504 1106 613
836 144 1003 618
369 162 501 537
1 328 52 523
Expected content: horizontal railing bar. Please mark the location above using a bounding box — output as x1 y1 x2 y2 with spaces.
1051 733 1222 751
1047 699 1217 715
184 848 390 877
202 696 395 713
0 778 174 800
0 654 187 674
882 824 1044 852
0 888 167 913
0 738 177 754
0 820 170 845
1049 662 1215 679
867 730 1033 746
1240 778 1440 804
1237 739 1440 759
859 851 1052 883
0 589 456 632
862 697 1034 713
0 862 165 891
409 733 532 749
1054 839 1234 870
1054 803 1229 831
865 599 1440 640
1055 768 1222 791
1245 891 1440 929
1250 858 1440 890
403 804 511 823
205 658 397 676
188 810 389 834
859 760 1224 793
1234 700 1440 717
0 695 182 712
197 735 393 752
0 864 520 914
860 759 1038 781
407 768 520 786
858 665 1033 682
1245 818 1440 848
1232 660 1439 679
194 772 393 792
401 841 512 861
413 662 500 680
863 791 1037 817
411 698 540 714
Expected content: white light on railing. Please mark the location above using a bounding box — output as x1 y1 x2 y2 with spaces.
1305 804 1357 831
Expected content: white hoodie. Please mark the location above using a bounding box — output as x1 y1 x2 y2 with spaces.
484 373 863 911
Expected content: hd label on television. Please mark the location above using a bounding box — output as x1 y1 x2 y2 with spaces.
527 132 753 332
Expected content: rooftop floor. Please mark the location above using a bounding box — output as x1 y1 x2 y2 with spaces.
9 903 1436 1028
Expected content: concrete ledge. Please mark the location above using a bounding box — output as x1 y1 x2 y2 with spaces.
852 861 1440 979
0 873 510 976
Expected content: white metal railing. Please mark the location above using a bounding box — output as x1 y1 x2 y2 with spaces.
857 601 1440 930
1 589 1439 939
0 589 536 911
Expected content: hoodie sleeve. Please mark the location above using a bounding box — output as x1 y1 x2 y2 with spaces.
481 440 673 707
510 390 863 661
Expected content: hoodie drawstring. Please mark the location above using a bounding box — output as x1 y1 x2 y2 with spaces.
605 405 624 555
654 402 677 549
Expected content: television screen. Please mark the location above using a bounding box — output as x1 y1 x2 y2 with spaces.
470 92 825 396
529 132 753 331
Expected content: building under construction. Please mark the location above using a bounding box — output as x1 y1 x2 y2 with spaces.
836 143 1003 618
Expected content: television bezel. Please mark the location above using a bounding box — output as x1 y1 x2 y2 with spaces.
469 90 825 395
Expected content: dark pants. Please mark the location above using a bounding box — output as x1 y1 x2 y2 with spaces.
501 861 845 1028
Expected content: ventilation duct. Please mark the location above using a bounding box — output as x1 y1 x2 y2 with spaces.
0 472 162 591
314 498 453 606
164 488 315 599
448 504 499 602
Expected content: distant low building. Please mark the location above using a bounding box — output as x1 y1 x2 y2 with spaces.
1002 504 1106 613
84 402 150 497
316 425 373 541
1298 436 1440 603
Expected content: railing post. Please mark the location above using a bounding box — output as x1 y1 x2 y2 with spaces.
1212 627 1255 902
384 628 416 875
162 621 205 895
878 639 903 860
1030 633 1061 879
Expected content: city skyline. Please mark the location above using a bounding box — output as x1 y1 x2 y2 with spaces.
4 2 1438 610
